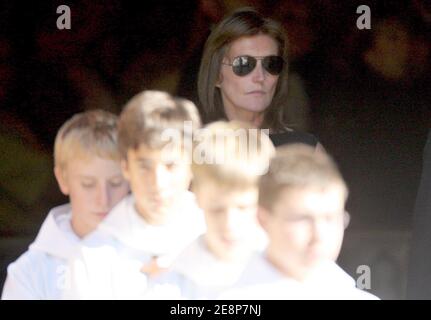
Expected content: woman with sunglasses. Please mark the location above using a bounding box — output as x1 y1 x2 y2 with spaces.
198 7 320 148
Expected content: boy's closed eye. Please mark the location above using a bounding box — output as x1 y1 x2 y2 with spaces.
283 213 343 225
283 214 312 223
138 159 154 171
164 161 178 170
109 176 126 187
207 205 253 215
80 178 96 189
208 206 226 214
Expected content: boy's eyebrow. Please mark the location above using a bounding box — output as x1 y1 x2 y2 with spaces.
77 174 124 179
78 173 123 179
78 175 96 180
109 174 125 179
285 211 343 218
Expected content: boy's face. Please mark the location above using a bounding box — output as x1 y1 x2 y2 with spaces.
260 185 346 280
55 156 129 238
194 180 260 261
122 143 192 224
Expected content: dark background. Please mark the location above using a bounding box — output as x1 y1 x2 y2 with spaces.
1 0 430 299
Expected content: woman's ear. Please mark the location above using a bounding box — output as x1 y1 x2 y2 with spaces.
54 166 69 195
216 70 223 88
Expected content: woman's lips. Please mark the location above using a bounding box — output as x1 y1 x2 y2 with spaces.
247 90 265 95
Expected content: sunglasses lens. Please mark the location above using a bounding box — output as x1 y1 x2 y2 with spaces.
229 56 284 76
263 56 284 75
232 56 256 76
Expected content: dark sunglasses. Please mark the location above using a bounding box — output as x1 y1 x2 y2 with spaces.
222 55 284 77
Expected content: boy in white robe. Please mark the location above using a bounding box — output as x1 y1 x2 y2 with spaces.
221 144 379 300
66 91 205 299
146 121 274 299
1 110 129 299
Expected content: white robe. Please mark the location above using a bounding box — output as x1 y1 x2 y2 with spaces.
2 204 81 300
65 192 206 299
220 253 380 300
146 235 257 300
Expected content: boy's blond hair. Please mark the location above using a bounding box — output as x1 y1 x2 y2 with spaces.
54 109 120 170
118 90 201 159
192 121 275 190
259 144 348 211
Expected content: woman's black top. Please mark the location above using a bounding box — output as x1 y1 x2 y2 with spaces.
269 130 319 148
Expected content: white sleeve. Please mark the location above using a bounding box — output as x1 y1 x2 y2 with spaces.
145 271 188 299
64 238 152 299
63 243 119 299
1 253 44 300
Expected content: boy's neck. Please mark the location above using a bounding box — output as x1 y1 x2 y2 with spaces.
203 235 251 263
134 202 174 226
70 217 92 239
265 248 309 282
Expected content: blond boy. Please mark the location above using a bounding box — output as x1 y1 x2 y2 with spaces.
222 144 379 299
147 121 274 299
67 91 206 299
1 110 129 300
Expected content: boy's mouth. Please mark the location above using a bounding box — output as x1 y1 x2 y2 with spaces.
94 212 108 218
150 197 169 207
221 236 240 247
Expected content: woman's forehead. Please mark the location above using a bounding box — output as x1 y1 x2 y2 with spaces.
225 34 279 57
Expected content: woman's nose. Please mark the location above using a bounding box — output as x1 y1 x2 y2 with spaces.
251 61 266 82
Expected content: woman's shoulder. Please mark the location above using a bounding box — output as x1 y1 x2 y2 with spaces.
269 128 319 148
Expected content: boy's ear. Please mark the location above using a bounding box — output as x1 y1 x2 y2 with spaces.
187 171 194 191
190 183 203 208
54 166 69 195
257 205 270 231
120 159 130 181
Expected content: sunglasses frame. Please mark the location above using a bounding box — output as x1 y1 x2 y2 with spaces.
222 55 284 77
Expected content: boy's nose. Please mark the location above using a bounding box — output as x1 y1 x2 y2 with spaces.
309 219 327 243
97 183 111 209
153 165 171 190
224 208 242 233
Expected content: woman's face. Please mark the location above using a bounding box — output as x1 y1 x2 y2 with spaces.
217 34 280 123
